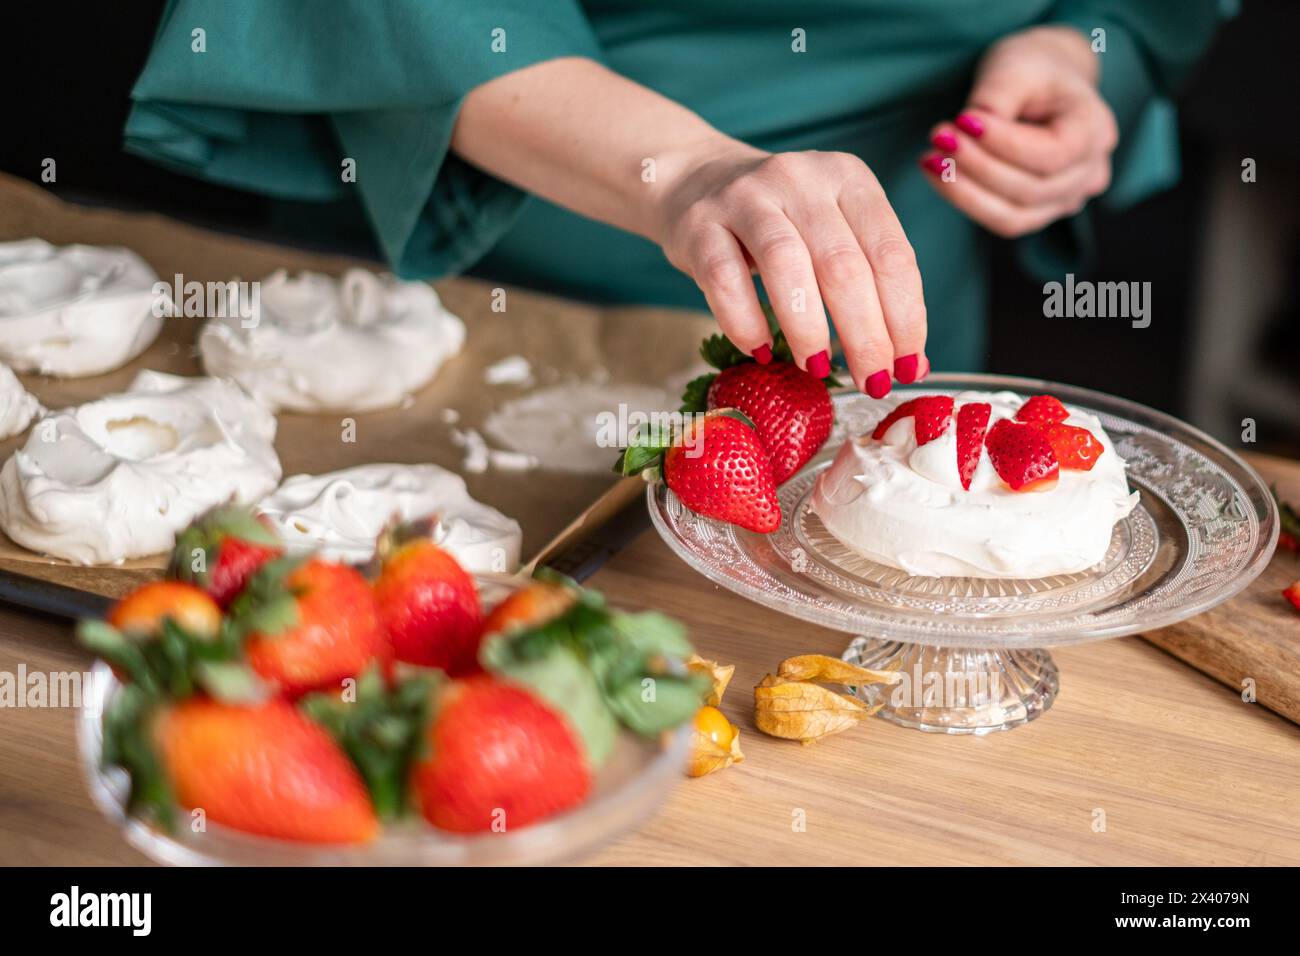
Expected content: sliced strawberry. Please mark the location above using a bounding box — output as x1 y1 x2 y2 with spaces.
1015 395 1069 425
871 398 921 440
1042 423 1105 471
870 395 954 444
984 419 1059 491
912 396 955 446
955 402 992 491
1284 582 1300 614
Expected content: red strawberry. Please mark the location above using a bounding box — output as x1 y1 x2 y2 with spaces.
480 579 577 640
984 419 1060 491
154 697 378 843
411 676 591 833
1042 422 1105 471
955 402 992 491
871 395 954 445
1015 395 1070 425
373 525 483 675
233 557 389 698
911 396 955 445
170 505 283 608
705 362 833 483
1284 582 1300 613
619 408 780 533
872 397 921 440
1280 531 1298 554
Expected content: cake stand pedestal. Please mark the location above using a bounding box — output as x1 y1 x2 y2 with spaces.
843 638 1058 734
648 374 1278 733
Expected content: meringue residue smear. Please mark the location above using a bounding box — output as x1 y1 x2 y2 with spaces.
199 268 465 413
256 463 522 572
484 382 675 475
0 362 42 440
810 390 1138 579
0 238 164 377
0 371 281 564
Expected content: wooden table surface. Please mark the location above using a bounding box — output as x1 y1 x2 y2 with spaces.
2 468 1298 866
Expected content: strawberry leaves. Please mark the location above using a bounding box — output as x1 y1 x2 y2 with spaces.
301 665 438 821
480 587 709 762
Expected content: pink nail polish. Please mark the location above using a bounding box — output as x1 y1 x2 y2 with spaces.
751 344 773 366
955 113 984 138
865 370 891 399
894 353 919 384
806 350 831 379
920 153 946 176
931 130 958 152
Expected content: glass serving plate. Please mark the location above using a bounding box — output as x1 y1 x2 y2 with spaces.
77 576 693 865
649 373 1279 734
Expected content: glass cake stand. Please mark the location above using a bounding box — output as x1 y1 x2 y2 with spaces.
649 373 1279 734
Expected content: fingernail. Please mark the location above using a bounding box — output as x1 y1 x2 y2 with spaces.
955 113 984 138
751 344 773 365
931 130 958 152
806 350 831 379
920 153 947 176
865 370 891 399
918 356 931 381
894 353 920 384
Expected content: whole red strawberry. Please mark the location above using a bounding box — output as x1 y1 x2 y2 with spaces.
232 556 389 698
169 505 283 608
985 419 1060 491
411 676 591 833
683 332 834 484
705 363 833 483
154 697 378 843
619 408 780 532
373 524 483 675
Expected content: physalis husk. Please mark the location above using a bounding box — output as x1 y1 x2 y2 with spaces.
754 654 898 744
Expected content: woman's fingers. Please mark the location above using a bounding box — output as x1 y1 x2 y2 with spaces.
791 202 891 393
954 100 1116 177
929 122 1109 210
730 203 830 372
685 224 771 358
919 155 1071 239
836 178 927 385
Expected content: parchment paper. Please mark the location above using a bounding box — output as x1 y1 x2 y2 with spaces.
0 173 713 599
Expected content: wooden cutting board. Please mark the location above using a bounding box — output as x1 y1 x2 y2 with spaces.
1141 452 1300 724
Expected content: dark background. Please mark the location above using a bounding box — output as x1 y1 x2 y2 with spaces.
3 1 1296 453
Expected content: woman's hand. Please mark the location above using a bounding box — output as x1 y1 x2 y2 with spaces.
921 26 1118 238
653 145 928 396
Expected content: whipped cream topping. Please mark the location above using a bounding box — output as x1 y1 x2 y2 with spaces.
0 362 42 440
0 239 165 377
256 463 522 572
810 390 1138 579
0 371 281 564
199 268 465 413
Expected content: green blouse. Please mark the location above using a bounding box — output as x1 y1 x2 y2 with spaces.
125 0 1224 370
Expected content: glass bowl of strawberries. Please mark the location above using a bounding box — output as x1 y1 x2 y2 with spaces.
76 510 704 865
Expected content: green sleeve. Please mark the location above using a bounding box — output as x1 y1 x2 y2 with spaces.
1016 0 1227 278
124 0 602 278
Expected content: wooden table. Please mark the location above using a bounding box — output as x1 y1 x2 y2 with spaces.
2 472 1298 867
